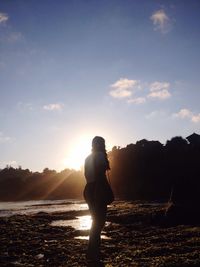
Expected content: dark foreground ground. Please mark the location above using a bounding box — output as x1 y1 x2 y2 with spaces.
0 201 200 267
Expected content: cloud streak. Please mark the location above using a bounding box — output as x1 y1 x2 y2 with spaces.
7 32 24 43
145 110 167 120
43 103 64 111
127 97 146 104
150 9 171 33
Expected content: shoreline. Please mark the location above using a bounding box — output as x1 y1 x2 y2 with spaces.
0 201 200 266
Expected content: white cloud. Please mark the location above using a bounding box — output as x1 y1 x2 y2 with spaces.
0 12 8 24
109 78 139 99
111 78 138 90
191 114 200 123
174 108 192 119
127 97 146 104
150 81 170 92
148 81 171 99
150 9 171 33
148 89 171 99
110 88 132 98
173 108 200 123
43 103 64 111
0 132 11 144
109 78 172 102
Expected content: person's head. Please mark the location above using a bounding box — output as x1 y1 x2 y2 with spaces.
92 136 106 153
92 136 110 169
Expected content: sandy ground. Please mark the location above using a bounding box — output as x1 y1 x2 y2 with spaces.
0 201 200 267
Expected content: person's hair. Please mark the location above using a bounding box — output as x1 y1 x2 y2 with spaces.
92 136 106 153
92 136 110 170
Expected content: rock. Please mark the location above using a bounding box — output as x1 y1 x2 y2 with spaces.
35 254 44 259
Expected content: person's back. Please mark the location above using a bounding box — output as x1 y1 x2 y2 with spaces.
84 151 108 183
83 136 111 265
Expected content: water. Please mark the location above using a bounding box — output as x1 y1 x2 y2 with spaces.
0 199 87 217
0 200 111 240
51 214 112 240
51 215 92 230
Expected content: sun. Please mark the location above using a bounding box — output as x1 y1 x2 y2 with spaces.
63 135 92 170
62 133 113 171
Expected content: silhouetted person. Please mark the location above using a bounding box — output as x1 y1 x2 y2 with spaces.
84 136 110 266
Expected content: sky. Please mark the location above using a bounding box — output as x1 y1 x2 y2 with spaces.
0 0 200 171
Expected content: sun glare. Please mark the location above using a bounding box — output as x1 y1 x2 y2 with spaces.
62 133 113 170
63 135 92 170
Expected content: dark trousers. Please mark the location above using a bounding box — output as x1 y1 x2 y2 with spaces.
87 201 107 261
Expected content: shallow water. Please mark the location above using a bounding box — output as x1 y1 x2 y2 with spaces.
51 215 112 240
51 215 92 230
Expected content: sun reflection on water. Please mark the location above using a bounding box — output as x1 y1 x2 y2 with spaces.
51 215 112 240
74 235 111 240
78 215 92 230
51 215 92 230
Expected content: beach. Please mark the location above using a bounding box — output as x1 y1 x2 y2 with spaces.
0 201 200 267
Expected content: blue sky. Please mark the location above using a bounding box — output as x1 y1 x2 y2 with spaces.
0 0 200 171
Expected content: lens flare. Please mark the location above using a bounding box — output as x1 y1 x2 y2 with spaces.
63 135 92 170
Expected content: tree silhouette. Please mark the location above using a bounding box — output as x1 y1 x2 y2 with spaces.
0 133 200 206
